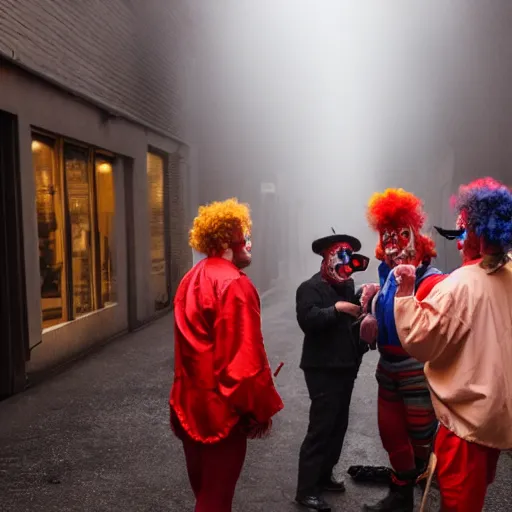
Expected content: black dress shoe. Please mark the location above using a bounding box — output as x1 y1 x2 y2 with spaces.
362 481 414 512
295 495 332 511
320 474 346 492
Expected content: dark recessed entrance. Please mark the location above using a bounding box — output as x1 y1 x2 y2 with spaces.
0 110 29 399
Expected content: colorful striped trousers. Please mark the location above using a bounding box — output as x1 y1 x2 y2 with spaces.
376 355 438 482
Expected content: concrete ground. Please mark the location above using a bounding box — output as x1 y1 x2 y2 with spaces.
0 287 511 512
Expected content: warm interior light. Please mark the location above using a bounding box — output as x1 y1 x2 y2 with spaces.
31 140 42 152
98 162 112 174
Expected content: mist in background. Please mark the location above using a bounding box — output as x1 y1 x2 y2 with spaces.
183 1 512 290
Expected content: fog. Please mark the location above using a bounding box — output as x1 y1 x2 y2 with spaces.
184 1 512 289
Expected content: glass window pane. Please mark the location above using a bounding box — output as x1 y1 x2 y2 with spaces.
32 136 67 328
95 157 116 306
65 145 94 317
147 152 169 310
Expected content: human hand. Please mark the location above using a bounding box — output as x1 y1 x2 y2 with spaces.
360 283 380 312
243 417 273 439
335 301 362 318
360 313 378 344
394 265 416 297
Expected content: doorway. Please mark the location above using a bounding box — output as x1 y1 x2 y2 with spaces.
0 110 29 398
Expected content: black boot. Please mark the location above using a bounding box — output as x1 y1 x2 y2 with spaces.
295 495 332 511
362 479 414 512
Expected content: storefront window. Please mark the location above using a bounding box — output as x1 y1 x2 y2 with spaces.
95 157 116 305
32 133 116 328
65 145 94 316
147 152 169 310
32 137 67 328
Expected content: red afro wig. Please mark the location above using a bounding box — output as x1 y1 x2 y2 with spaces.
367 188 436 263
367 188 426 232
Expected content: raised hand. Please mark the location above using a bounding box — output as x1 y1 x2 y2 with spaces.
394 264 416 297
360 283 380 312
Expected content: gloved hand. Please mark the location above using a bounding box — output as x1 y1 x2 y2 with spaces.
394 264 416 297
360 283 380 312
360 313 378 344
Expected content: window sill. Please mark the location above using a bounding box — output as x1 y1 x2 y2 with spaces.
42 302 119 335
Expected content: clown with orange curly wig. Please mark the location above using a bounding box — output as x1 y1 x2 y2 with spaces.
170 198 283 511
351 189 443 512
189 198 253 261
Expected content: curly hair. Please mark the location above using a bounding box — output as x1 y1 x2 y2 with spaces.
367 188 436 262
454 178 512 252
367 188 426 232
450 177 503 210
189 198 252 255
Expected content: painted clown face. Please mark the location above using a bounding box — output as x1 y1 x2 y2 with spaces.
232 232 252 269
380 226 416 268
456 213 481 262
321 242 367 283
455 214 467 253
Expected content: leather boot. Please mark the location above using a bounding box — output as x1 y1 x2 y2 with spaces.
362 474 415 512
295 495 332 511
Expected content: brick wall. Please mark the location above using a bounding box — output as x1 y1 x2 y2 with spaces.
0 0 191 138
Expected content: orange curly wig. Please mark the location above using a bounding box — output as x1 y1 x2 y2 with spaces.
189 198 252 255
366 188 437 262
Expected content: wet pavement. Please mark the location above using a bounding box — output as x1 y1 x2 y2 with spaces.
0 287 511 511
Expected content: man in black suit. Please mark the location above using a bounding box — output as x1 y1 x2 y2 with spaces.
295 233 371 512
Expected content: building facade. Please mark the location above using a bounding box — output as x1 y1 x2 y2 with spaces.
0 1 193 398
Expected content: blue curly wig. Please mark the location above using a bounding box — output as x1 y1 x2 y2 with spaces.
455 177 512 253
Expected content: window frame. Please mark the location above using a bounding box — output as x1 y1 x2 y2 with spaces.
147 147 171 310
32 128 116 328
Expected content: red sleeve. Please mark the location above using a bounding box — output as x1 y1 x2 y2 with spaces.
415 274 448 301
214 276 284 424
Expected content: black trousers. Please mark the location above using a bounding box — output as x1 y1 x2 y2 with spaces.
297 369 357 497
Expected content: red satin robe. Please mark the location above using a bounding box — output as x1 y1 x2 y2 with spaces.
169 257 284 444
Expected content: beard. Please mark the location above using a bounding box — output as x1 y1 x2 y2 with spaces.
233 248 252 269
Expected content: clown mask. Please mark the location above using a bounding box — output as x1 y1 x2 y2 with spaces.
321 242 369 284
380 226 416 268
456 214 482 262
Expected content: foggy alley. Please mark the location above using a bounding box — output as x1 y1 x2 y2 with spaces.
0 288 510 512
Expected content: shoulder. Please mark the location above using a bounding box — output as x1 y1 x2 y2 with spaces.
200 258 249 296
415 272 448 301
297 273 323 294
203 257 241 282
428 265 475 300
446 263 479 283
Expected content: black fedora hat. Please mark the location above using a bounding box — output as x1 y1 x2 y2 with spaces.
312 234 362 255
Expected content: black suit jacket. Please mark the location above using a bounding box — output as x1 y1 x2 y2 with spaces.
296 273 368 371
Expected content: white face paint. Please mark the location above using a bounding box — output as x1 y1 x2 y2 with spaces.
381 226 416 267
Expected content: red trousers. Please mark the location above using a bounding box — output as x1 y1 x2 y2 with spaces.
434 424 501 512
182 428 247 512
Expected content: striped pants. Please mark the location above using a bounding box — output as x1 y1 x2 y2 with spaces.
376 356 438 481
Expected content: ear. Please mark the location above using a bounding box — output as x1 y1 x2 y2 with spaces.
351 254 370 272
